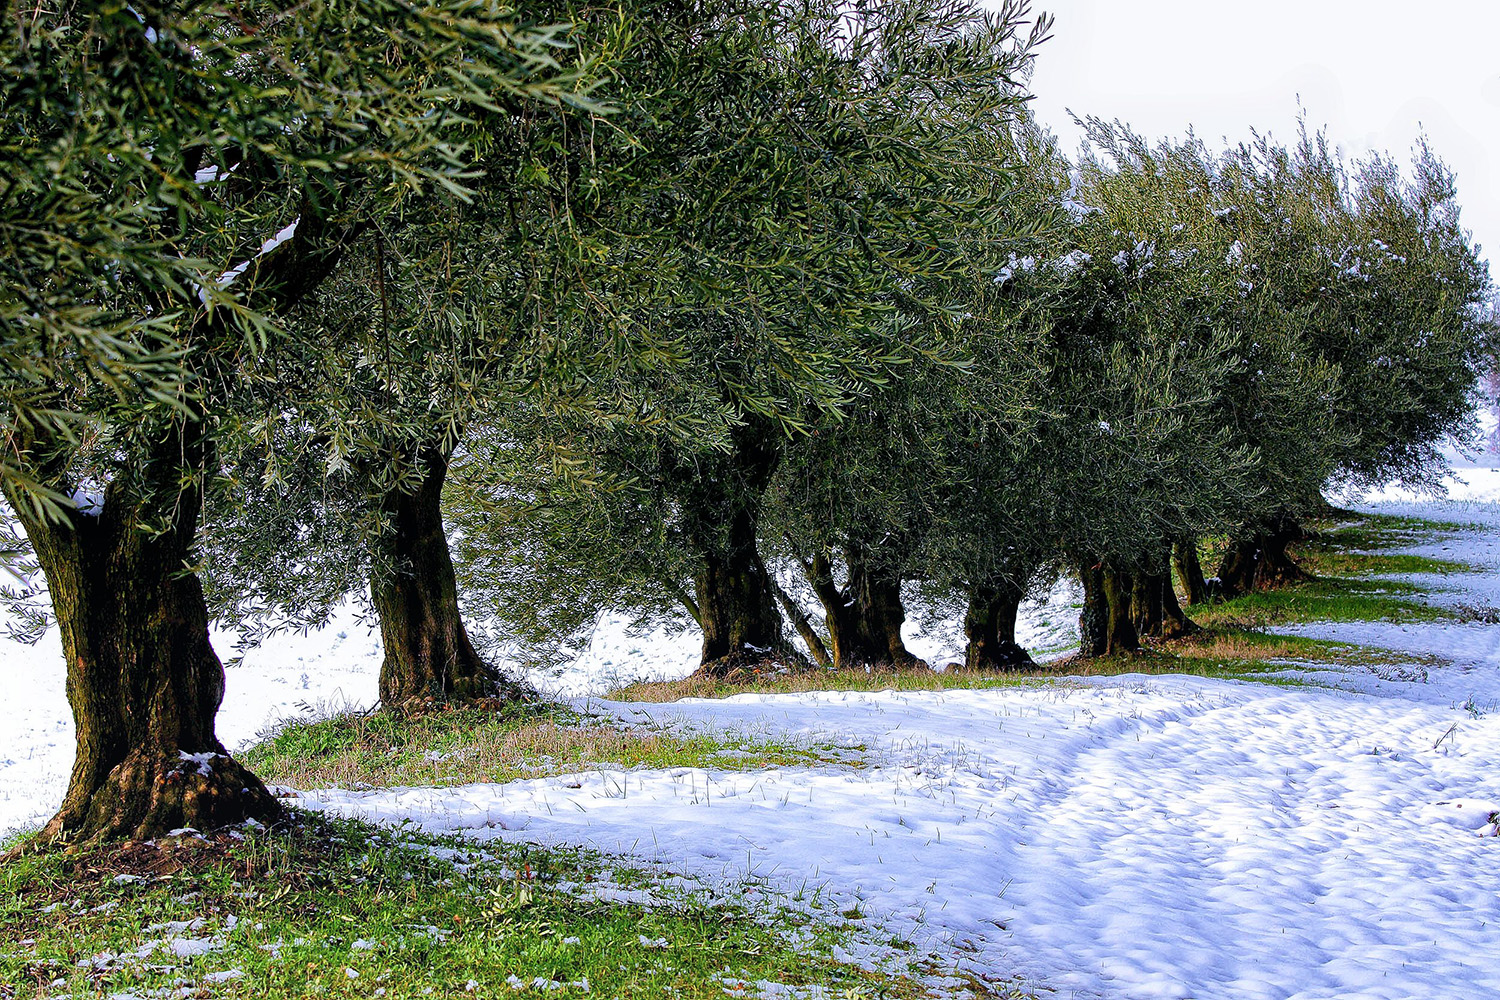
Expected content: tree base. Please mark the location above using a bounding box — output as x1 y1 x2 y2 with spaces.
383 672 535 716
695 644 812 681
960 640 1036 672
40 749 282 849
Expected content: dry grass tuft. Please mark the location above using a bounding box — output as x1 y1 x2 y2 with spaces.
244 705 858 791
610 665 1047 703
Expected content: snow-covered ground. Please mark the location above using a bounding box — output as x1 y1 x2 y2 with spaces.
9 467 1500 998
0 565 1078 836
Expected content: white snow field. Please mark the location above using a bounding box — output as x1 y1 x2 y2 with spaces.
8 469 1500 999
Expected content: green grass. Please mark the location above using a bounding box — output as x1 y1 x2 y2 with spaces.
0 813 938 1000
609 667 1057 702
619 510 1476 703
1298 514 1479 577
610 625 1432 701
1187 576 1450 630
243 703 866 791
1186 512 1493 632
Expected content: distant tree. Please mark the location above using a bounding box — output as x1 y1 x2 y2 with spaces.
1210 133 1494 594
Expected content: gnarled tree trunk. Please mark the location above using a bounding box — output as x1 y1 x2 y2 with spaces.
796 546 923 671
1078 559 1139 657
371 446 503 709
846 548 924 670
1132 558 1199 640
963 576 1034 670
1217 513 1311 598
1173 534 1208 606
695 532 789 672
684 425 801 676
1130 571 1164 639
1102 564 1140 654
4 453 279 846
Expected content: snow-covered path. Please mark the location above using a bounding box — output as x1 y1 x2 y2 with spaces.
12 468 1500 997
296 472 1500 999
300 677 1500 1000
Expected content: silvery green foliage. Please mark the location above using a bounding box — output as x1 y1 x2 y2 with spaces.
0 0 601 616
440 0 1053 665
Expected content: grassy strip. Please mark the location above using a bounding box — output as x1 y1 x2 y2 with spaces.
1 813 935 1000
610 668 1052 702
1299 514 1479 577
1187 577 1452 630
1190 512 1493 631
620 512 1472 702
242 703 865 792
610 628 1422 702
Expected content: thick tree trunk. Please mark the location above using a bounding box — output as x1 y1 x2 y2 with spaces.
1130 571 1165 638
1077 561 1109 658
1253 515 1312 589
1173 534 1208 606
1102 565 1140 654
684 427 802 677
1159 568 1199 638
846 550 924 670
797 548 922 670
695 534 789 673
4 467 279 846
1217 514 1311 597
371 447 503 709
963 576 1034 670
1132 559 1199 641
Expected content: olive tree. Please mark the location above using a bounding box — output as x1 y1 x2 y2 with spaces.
0 0 593 844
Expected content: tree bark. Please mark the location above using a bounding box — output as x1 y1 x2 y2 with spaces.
1130 571 1164 639
963 576 1034 670
1077 560 1109 658
800 549 867 670
1217 514 1311 597
1253 515 1312 589
1132 554 1199 641
3 448 279 846
370 446 504 709
846 549 924 670
694 532 789 673
1159 567 1199 638
797 547 923 670
1173 534 1208 606
1075 556 1140 658
683 426 802 676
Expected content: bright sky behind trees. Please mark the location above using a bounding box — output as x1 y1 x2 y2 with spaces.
1014 0 1500 272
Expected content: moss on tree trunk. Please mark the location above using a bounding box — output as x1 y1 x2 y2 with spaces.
4 459 279 846
371 446 505 709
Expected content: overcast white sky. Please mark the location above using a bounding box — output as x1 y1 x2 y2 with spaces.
1009 0 1500 272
